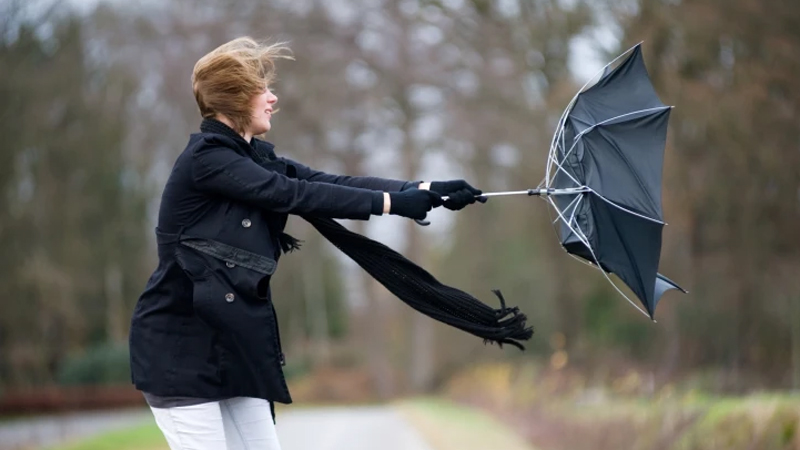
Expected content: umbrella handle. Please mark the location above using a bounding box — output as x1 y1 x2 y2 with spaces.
413 193 492 226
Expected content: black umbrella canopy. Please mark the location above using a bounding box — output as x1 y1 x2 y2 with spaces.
550 44 686 319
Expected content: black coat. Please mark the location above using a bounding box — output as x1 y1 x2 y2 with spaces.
129 119 412 404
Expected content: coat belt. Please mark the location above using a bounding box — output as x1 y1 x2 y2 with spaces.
155 228 276 275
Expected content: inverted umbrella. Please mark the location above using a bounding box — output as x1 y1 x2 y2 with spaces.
459 44 686 319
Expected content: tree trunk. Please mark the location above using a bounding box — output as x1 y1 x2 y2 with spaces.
792 293 800 391
105 264 125 344
302 237 330 366
406 217 434 392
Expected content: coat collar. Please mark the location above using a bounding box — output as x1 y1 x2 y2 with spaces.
200 118 277 162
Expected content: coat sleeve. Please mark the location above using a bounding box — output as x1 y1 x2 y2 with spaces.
192 144 382 220
283 157 419 192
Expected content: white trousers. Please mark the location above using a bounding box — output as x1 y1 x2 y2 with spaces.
149 397 282 450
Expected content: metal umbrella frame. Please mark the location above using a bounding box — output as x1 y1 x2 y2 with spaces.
453 43 686 320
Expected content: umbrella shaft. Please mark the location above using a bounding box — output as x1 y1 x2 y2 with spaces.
483 190 536 197
441 188 587 200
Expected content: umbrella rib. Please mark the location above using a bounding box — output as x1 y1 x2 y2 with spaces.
567 194 585 225
545 116 580 189
547 100 574 186
544 122 567 187
547 196 593 254
565 107 672 164
563 194 584 226
547 120 578 188
588 188 665 225
546 198 591 271
552 193 583 225
546 135 585 190
548 197 650 319
574 106 672 140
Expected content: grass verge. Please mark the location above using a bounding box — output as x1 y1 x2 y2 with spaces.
43 419 166 450
396 397 538 450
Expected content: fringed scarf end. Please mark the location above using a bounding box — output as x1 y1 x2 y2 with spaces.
278 232 303 254
486 289 534 350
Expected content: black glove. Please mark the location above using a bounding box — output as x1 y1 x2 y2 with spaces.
389 189 443 220
429 179 484 211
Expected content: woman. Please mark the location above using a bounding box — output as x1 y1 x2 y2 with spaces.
128 37 483 449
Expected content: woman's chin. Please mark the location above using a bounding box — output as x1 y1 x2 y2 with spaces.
252 124 270 136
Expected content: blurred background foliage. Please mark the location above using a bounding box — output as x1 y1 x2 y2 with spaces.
1 0 799 446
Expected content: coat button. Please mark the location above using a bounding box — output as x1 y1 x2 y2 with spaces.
225 293 235 303
241 218 252 228
226 261 235 268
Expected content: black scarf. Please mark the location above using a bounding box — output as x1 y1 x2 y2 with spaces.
199 119 533 349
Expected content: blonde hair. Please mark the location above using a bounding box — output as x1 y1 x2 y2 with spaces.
191 37 293 134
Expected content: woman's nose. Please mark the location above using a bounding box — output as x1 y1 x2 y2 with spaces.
267 91 278 104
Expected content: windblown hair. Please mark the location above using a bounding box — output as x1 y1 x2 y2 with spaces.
191 37 293 134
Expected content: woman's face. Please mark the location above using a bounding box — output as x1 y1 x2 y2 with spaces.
248 88 278 136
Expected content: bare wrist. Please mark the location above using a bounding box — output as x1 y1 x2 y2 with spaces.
383 192 391 214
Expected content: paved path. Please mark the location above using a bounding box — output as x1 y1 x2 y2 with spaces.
0 405 434 450
277 406 433 450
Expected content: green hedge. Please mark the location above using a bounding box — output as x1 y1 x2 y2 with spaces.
57 343 131 386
